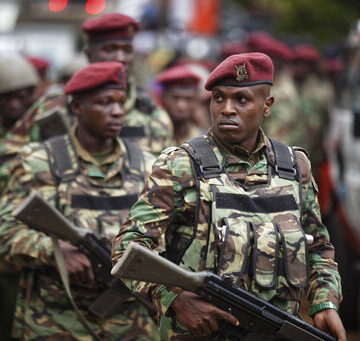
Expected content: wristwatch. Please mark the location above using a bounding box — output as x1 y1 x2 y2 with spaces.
309 302 338 317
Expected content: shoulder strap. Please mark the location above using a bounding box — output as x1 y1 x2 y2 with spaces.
268 138 297 181
121 138 145 179
45 135 79 183
135 86 156 115
184 136 223 179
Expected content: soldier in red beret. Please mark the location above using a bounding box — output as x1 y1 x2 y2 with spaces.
112 52 346 340
156 64 202 145
0 61 159 340
2 12 174 169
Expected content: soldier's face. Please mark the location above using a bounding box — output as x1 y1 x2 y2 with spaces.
0 87 36 128
87 40 134 75
162 87 198 123
210 84 273 151
72 88 126 139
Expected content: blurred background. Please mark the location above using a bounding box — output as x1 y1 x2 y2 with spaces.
1 0 360 339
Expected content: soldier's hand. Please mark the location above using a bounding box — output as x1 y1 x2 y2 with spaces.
171 290 239 337
57 240 95 284
313 308 347 341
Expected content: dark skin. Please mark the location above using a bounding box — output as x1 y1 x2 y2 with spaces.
171 84 346 340
0 87 36 129
58 87 126 283
161 87 198 144
85 40 135 76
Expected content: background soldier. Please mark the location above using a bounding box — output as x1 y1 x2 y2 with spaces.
0 55 39 141
112 53 346 340
0 62 158 340
2 12 174 159
156 64 202 146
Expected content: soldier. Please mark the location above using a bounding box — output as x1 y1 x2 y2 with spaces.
0 55 39 140
0 55 39 340
156 64 202 146
2 13 173 158
112 53 346 340
0 62 158 340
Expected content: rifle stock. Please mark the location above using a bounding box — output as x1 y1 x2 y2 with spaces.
112 243 336 341
12 191 156 319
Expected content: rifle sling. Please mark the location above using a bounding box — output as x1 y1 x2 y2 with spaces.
52 237 102 341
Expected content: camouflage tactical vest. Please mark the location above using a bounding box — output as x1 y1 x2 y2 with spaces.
179 136 309 312
44 134 146 239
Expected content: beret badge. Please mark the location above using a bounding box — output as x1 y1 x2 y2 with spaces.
235 63 248 82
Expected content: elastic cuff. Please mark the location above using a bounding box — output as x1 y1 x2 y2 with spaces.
309 302 338 317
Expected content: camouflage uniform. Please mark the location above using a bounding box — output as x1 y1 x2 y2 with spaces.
112 129 342 340
0 127 159 340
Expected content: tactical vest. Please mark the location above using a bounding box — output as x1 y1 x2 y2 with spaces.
44 134 145 239
179 136 309 309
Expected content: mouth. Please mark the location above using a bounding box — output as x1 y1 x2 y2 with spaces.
218 120 239 129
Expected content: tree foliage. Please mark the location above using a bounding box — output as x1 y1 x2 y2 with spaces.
232 0 360 46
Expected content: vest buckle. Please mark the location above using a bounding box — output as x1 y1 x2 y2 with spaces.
199 164 223 178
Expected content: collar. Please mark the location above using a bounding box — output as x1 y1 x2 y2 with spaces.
209 128 267 166
70 125 123 167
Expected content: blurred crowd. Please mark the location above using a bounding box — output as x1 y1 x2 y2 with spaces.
0 1 360 340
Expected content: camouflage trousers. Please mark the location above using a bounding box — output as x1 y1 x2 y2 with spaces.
11 272 160 341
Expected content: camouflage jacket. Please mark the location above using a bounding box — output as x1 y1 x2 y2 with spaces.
112 129 342 340
2 79 174 157
0 128 158 340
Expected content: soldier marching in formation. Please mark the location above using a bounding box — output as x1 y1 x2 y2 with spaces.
0 8 352 341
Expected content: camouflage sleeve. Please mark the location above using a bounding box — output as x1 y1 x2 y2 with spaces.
297 151 342 312
149 107 175 155
112 146 190 317
0 144 55 269
5 89 67 144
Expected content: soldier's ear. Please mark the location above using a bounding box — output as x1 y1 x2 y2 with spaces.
263 96 274 118
70 98 82 117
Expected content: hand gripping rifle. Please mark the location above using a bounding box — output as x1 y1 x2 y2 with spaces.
111 243 336 341
12 191 155 319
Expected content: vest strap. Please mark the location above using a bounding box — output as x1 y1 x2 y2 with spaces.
269 138 297 181
185 137 223 178
45 135 79 182
120 126 146 138
71 194 138 210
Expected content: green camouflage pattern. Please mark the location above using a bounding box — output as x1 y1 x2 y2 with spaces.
0 132 159 340
112 130 342 340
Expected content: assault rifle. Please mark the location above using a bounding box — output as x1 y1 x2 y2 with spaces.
12 191 155 319
112 243 336 341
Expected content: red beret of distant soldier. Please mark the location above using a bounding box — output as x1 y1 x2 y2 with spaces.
205 52 274 91
247 31 294 61
156 65 201 88
64 61 126 95
82 13 140 43
293 44 320 63
26 56 50 75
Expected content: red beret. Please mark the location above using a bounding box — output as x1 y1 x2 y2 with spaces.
82 13 140 42
247 31 294 61
293 44 320 63
64 61 126 95
156 65 201 88
26 56 50 74
205 52 274 91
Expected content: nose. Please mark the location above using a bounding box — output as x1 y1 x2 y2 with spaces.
221 99 236 116
113 49 127 64
111 102 125 117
